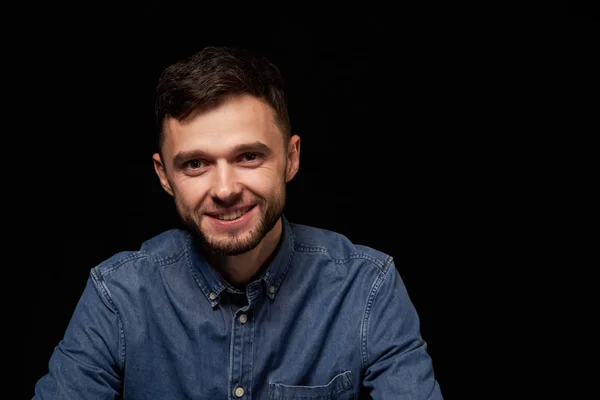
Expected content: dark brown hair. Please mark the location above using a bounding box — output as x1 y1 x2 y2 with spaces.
154 46 291 153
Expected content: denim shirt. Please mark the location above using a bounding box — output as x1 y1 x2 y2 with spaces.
34 216 442 399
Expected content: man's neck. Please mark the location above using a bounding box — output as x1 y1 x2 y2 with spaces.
204 218 283 286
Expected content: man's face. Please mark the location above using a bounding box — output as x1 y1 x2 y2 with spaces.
153 94 300 255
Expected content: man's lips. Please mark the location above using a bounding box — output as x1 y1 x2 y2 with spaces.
204 205 257 225
204 205 256 218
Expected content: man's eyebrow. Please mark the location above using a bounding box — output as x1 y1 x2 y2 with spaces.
231 141 273 155
172 150 210 167
172 141 273 166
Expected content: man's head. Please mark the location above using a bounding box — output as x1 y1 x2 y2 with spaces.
155 46 292 157
152 46 300 256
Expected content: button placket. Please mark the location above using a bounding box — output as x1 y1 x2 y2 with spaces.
229 306 252 400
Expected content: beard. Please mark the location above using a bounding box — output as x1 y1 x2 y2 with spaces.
175 186 286 256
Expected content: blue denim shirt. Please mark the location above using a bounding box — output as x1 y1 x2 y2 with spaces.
34 216 442 399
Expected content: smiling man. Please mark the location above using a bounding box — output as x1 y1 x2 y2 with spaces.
154 93 298 285
34 46 443 399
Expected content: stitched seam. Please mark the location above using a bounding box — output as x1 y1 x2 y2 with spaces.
249 310 255 400
334 253 387 271
270 370 352 389
99 241 187 278
273 388 350 398
97 252 148 277
91 268 126 370
272 232 296 289
268 384 351 398
155 246 187 266
184 243 212 298
295 243 389 273
295 243 327 253
361 256 394 369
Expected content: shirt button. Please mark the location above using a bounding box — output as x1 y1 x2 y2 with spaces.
269 286 276 294
239 313 248 324
234 386 245 397
209 292 217 300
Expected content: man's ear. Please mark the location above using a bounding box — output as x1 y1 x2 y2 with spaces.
153 153 174 196
285 134 301 183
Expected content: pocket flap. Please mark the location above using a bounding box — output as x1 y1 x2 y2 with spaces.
269 370 353 399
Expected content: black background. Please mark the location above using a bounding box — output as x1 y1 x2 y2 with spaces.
18 5 532 399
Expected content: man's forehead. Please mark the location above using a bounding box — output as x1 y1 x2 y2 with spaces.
166 104 278 134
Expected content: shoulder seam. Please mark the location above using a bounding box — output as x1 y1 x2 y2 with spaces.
361 255 394 369
295 243 327 253
156 247 188 266
295 243 389 273
95 243 188 278
334 253 388 272
95 252 149 278
90 268 126 371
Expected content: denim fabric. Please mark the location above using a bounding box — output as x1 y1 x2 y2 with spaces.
34 216 442 399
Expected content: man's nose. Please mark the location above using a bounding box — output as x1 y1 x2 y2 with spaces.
210 162 242 203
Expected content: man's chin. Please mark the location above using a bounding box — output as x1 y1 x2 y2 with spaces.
190 228 260 256
206 243 256 256
206 237 261 256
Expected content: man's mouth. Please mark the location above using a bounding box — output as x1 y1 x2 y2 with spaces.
207 205 255 221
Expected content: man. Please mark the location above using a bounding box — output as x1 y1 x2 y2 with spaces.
34 46 443 399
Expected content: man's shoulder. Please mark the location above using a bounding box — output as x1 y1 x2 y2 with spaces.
91 229 189 279
289 221 393 272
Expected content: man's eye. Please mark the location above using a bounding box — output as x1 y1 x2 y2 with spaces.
243 153 258 161
185 160 203 169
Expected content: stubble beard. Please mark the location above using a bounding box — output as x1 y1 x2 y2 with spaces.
176 187 286 256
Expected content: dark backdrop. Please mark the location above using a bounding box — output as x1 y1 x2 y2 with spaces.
21 6 486 399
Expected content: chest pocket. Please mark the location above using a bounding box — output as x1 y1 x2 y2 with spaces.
268 371 354 400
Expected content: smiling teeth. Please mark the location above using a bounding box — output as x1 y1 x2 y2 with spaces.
215 207 251 221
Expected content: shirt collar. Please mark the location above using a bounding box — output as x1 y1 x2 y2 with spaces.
187 215 295 307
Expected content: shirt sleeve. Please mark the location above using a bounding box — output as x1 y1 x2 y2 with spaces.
361 258 443 399
33 272 123 399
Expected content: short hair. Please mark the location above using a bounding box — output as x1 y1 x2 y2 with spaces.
154 46 291 153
